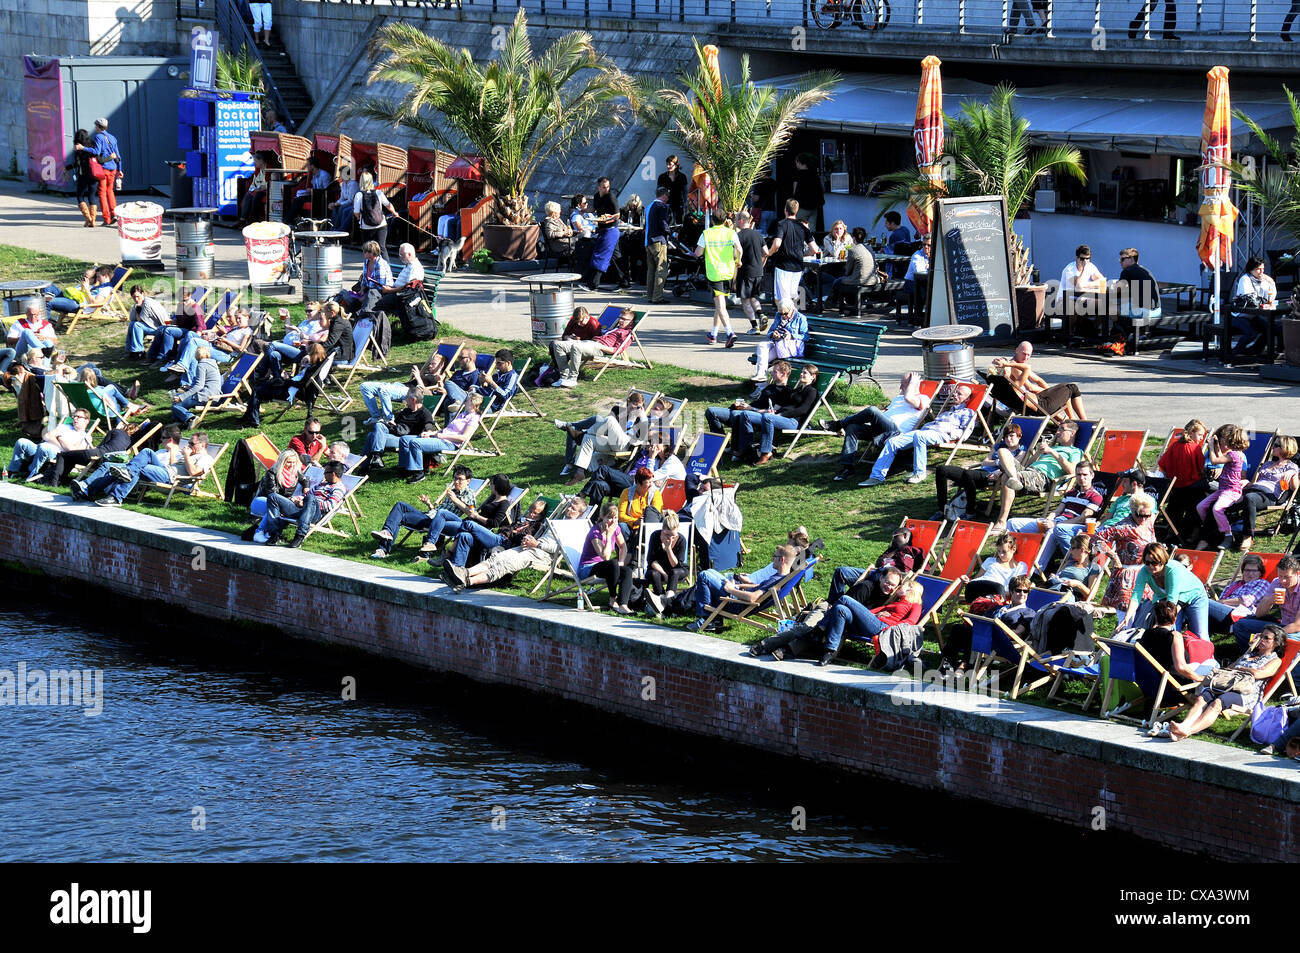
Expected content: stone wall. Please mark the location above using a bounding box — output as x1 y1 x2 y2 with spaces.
1 0 185 177
1 484 1296 861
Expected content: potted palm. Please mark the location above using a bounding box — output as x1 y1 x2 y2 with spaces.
341 9 638 260
651 43 838 222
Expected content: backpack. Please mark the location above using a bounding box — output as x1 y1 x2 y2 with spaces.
399 291 438 341
360 190 385 228
944 488 968 523
1030 601 1095 655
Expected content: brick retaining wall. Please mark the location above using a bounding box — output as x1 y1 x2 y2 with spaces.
0 485 1294 860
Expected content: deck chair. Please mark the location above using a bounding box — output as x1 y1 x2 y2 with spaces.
1230 636 1300 741
1243 430 1277 482
926 381 994 465
780 368 841 459
532 518 600 610
589 306 652 381
393 477 488 550
55 381 121 433
61 266 132 333
272 353 335 423
635 520 696 599
965 606 1091 700
296 473 368 541
328 315 386 400
1138 473 1180 539
482 356 543 438
190 352 262 427
1151 427 1183 473
1095 636 1199 726
901 517 946 574
1003 530 1046 578
684 431 729 481
66 420 162 482
699 558 820 634
134 441 228 507
446 411 501 467
937 519 992 581
1032 417 1105 514
915 573 962 641
202 289 241 330
1099 428 1148 474
1171 547 1223 587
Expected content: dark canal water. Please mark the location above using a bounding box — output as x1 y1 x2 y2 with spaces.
0 603 1169 862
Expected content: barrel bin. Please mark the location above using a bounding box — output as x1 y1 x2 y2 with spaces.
170 208 217 280
922 343 975 381
297 231 349 303
530 286 574 344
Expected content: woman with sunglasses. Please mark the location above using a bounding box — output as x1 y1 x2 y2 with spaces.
1161 626 1284 742
1206 553 1275 635
1119 542 1211 640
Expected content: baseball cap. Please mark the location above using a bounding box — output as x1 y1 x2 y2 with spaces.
94 117 109 128
1119 468 1146 486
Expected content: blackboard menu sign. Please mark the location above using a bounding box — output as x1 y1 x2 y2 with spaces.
926 195 1018 337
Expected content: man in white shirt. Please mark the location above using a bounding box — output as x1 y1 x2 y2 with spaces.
126 285 171 359
374 243 426 318
5 408 93 481
8 303 58 365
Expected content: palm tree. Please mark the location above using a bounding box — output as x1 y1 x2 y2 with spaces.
651 42 839 217
215 45 265 97
875 84 1085 280
1233 87 1300 247
340 9 637 226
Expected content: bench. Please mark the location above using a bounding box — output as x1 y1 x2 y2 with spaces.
803 316 886 390
1124 310 1215 355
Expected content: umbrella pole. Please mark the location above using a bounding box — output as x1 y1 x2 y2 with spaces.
1214 246 1223 361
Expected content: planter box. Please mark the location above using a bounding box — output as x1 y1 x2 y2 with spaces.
482 223 538 262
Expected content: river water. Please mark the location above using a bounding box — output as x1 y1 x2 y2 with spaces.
0 604 1164 862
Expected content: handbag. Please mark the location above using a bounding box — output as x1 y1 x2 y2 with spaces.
773 335 804 360
1207 668 1254 697
88 156 105 178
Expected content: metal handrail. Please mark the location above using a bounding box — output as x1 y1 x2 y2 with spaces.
214 0 294 129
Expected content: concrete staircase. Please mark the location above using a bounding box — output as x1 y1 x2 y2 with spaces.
259 26 314 133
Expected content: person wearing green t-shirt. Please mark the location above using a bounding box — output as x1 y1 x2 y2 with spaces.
990 419 1083 530
694 215 744 348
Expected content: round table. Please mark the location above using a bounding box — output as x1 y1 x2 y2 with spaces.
0 279 52 321
912 324 983 380
520 273 585 344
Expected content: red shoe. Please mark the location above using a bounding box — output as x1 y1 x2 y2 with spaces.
755 452 773 464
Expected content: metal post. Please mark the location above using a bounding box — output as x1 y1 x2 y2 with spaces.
916 0 922 25
1094 0 1102 37
1249 0 1257 41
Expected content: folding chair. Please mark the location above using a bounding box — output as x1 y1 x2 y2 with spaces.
684 431 729 481
202 289 241 330
1150 427 1183 474
66 421 162 483
1243 430 1277 482
589 306 652 381
446 409 501 467
481 356 544 438
1140 473 1180 539
965 606 1090 700
915 573 962 640
1229 636 1300 741
1171 547 1223 587
901 516 945 574
272 353 336 424
1099 428 1148 474
297 473 369 541
532 518 601 610
55 381 121 433
190 352 263 427
328 315 387 400
1095 636 1199 726
134 442 228 507
61 266 133 333
937 519 992 581
635 520 696 600
780 368 841 459
699 558 820 634
1034 417 1106 514
660 479 688 514
1003 529 1046 578
925 381 994 465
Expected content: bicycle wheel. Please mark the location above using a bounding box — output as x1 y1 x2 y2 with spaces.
810 0 843 29
852 0 889 30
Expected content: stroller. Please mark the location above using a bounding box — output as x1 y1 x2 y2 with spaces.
667 211 709 298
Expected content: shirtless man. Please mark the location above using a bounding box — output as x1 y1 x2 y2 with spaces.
986 340 1088 421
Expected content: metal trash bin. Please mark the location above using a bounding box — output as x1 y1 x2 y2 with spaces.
169 207 217 280
520 273 584 344
297 230 349 303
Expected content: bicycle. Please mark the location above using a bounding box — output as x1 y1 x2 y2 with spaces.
810 0 890 31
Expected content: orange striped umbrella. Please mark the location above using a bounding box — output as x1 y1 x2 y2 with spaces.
1196 65 1237 268
908 55 945 236
702 45 723 103
690 165 717 212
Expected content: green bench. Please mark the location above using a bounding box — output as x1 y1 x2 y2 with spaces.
803 316 886 390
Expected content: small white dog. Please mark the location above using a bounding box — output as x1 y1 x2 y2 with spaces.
436 236 466 273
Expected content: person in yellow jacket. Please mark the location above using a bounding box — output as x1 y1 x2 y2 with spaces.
693 213 744 348
617 466 664 539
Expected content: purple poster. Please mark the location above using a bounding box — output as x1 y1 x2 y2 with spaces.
24 56 65 187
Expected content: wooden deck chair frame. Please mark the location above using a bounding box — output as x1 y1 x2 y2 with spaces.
190 352 263 428
923 380 995 465
1095 635 1199 726
1099 427 1149 474
297 474 369 541
61 266 133 333
1171 547 1223 587
446 413 501 467
684 431 729 481
964 608 1086 700
134 441 228 507
781 368 842 459
482 356 544 438
1229 636 1300 741
699 558 819 634
1138 474 1180 540
915 573 962 645
902 517 946 574
330 315 388 399
589 307 653 382
532 518 600 610
937 519 992 581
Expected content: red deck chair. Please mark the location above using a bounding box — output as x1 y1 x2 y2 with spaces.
1230 636 1300 741
1100 428 1148 473
902 517 946 574
1171 547 1223 587
938 519 992 581
1004 530 1046 578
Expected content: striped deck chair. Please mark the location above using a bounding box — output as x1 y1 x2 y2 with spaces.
684 431 729 481
901 517 946 574
699 558 820 634
134 441 228 507
482 356 543 438
55 380 122 433
937 519 992 581
190 352 263 427
62 266 133 333
295 471 368 540
1171 547 1223 587
1099 428 1149 474
1231 636 1300 741
531 518 601 610
589 306 653 381
1095 636 1199 726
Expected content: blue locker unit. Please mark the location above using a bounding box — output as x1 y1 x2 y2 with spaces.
177 91 259 215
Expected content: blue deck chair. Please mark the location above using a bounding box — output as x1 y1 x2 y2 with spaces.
684 431 729 480
916 573 961 638
700 557 820 633
1095 636 1199 725
203 289 241 330
965 599 1084 699
191 352 263 427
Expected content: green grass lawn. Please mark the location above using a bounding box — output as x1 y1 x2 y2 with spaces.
1 243 1288 750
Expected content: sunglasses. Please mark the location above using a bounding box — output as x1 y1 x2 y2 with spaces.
1144 559 1162 566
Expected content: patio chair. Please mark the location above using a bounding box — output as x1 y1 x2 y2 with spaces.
291 473 369 543
683 431 729 481
588 306 653 382
532 518 601 610
901 516 946 574
190 352 263 427
1171 547 1223 587
1095 635 1199 726
133 441 228 507
1099 427 1149 474
481 356 544 438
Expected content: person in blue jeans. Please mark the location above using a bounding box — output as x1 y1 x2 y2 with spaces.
687 545 796 631
369 465 476 558
71 427 212 505
397 394 483 481
363 386 435 468
733 364 819 463
254 461 347 548
859 385 975 488
435 348 482 425
447 493 549 572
